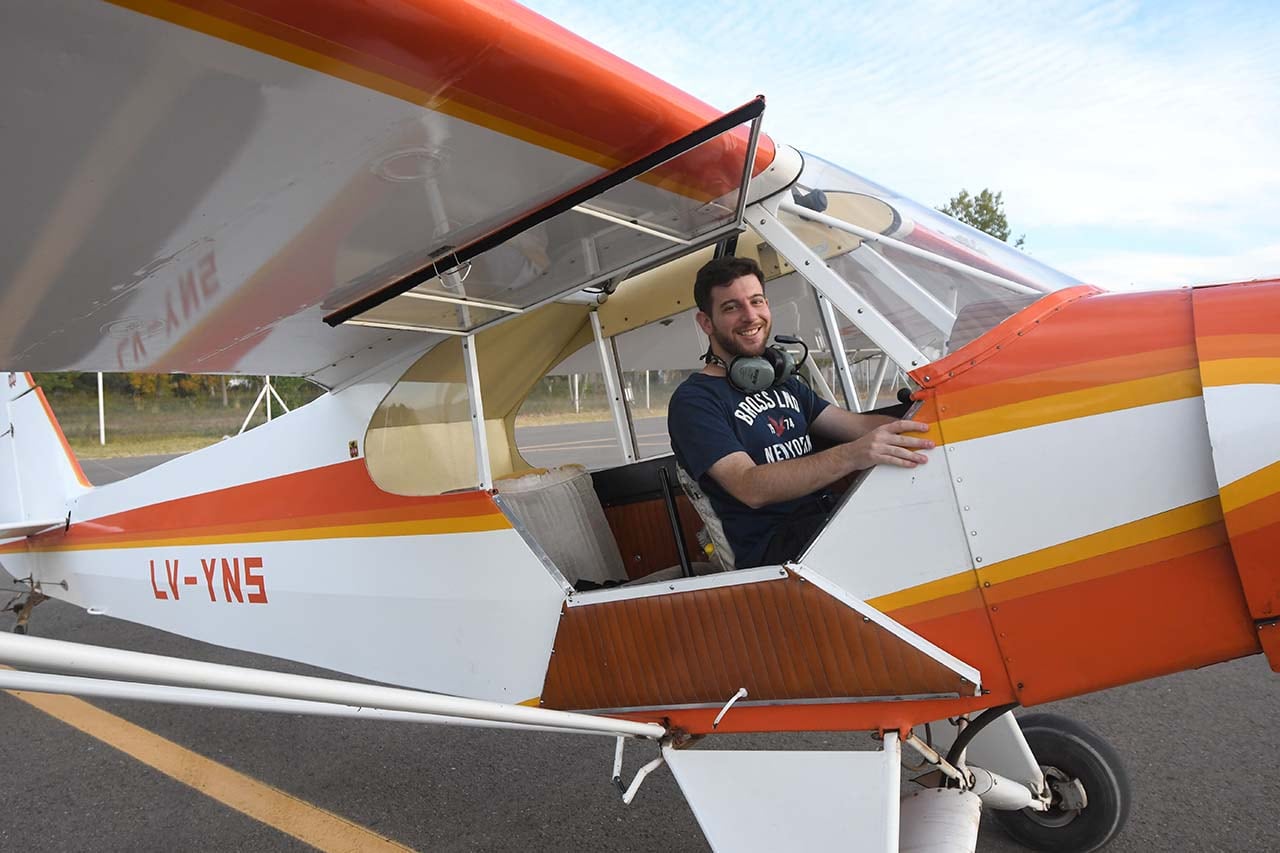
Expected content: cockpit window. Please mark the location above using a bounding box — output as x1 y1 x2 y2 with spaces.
775 153 1077 363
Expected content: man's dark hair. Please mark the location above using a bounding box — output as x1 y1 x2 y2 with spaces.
693 256 766 314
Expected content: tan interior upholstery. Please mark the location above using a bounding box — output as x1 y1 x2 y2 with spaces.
675 464 735 571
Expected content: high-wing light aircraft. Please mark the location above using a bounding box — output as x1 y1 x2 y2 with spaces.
2 1 1278 851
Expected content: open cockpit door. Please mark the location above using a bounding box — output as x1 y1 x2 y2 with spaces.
324 99 767 335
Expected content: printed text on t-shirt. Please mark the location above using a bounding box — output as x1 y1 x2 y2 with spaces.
732 388 803 426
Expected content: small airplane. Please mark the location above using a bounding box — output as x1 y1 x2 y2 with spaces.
2 1 1277 850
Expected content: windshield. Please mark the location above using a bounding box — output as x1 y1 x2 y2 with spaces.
780 153 1079 361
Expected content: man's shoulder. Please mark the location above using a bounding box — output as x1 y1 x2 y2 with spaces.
671 372 724 404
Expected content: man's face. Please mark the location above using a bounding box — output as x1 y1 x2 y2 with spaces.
697 274 771 360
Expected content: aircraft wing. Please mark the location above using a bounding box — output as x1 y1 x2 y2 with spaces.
1 0 770 387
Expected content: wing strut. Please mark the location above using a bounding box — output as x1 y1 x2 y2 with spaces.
0 633 663 740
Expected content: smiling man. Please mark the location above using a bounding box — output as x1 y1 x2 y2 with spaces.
667 256 934 569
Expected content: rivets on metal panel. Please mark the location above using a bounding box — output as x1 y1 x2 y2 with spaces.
990 605 998 612
969 530 977 536
955 476 963 482
1016 682 1024 689
983 581 991 588
963 505 970 511
863 616 871 623
975 557 983 563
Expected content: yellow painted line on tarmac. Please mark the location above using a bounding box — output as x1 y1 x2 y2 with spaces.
2 670 415 853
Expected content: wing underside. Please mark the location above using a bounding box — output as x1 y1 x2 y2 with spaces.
1 0 770 385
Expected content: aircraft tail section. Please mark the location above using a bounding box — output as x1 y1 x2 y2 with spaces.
0 372 91 542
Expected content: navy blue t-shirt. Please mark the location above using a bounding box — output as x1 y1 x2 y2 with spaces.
668 373 830 568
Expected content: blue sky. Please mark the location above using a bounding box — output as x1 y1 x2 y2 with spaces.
523 0 1280 289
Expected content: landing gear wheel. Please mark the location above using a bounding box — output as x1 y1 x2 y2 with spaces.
993 712 1130 853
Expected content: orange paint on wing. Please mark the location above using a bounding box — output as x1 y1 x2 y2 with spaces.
110 0 772 189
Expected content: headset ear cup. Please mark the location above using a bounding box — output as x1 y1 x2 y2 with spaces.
728 356 776 393
763 346 797 386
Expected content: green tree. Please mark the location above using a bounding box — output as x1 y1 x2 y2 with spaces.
938 189 1025 248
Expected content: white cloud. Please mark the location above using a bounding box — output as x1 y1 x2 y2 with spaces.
1051 241 1280 290
521 0 1280 285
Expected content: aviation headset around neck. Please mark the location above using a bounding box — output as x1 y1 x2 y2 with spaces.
705 335 810 394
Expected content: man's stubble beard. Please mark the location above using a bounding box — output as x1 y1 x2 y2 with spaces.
710 317 771 361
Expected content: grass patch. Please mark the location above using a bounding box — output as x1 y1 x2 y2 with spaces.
69 435 225 459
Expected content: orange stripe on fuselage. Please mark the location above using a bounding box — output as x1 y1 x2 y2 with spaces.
924 288 1194 394
1219 459 1280 518
1195 332 1280 362
1190 278 1280 338
937 367 1201 443
913 289 1205 443
870 498 1226 625
935 345 1198 420
0 460 507 554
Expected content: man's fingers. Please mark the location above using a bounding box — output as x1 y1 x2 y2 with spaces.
885 419 931 434
879 445 926 466
891 435 934 450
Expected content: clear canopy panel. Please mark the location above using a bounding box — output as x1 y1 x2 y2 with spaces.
338 117 759 334
780 153 1077 363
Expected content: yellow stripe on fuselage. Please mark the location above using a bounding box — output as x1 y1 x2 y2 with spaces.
869 497 1224 618
1220 459 1280 514
939 369 1202 443
13 514 510 554
975 498 1222 589
1198 357 1280 388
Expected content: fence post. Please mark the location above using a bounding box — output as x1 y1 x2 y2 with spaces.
97 372 106 445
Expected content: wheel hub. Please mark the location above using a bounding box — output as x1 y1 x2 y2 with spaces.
1024 765 1088 827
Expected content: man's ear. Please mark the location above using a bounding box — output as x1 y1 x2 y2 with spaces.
695 310 713 336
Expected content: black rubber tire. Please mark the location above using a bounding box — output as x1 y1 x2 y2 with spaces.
992 712 1131 853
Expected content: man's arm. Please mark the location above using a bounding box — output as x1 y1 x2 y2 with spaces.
707 419 933 509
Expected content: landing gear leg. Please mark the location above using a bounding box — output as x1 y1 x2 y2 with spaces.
11 592 48 635
993 712 1131 853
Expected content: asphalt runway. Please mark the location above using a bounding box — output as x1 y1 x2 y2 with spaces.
1 441 1277 851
